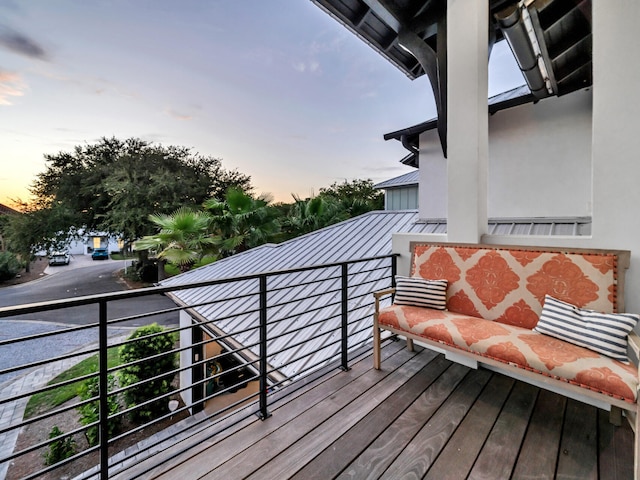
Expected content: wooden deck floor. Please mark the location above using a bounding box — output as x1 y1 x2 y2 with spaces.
118 340 634 479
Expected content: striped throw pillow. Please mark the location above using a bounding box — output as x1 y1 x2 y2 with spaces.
535 295 639 362
394 276 448 310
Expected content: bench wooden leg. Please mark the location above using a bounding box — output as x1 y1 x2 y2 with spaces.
635 409 640 480
406 338 414 352
373 317 381 370
610 406 622 426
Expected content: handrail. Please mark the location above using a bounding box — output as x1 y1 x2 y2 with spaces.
0 253 397 480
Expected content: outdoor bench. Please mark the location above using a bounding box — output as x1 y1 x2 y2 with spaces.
373 243 640 474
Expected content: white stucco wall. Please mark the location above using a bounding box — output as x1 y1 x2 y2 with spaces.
589 0 640 313
418 129 447 219
488 89 592 218
418 89 592 221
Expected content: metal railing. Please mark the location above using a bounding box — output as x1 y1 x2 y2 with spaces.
0 254 396 479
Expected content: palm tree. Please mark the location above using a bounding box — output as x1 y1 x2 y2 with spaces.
204 189 279 257
281 195 345 239
134 207 216 273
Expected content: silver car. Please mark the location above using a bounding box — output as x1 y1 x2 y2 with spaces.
49 251 70 266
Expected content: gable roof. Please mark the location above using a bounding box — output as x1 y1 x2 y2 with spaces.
374 170 419 189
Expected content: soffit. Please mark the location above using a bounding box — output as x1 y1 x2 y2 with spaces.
312 0 592 97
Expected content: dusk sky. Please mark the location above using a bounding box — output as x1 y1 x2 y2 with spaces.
0 1 524 207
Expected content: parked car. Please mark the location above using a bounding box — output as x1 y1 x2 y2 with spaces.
91 248 109 261
49 251 70 266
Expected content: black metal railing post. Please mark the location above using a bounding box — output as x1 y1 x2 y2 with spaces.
391 254 397 287
258 274 271 420
191 322 204 414
391 254 398 302
98 300 109 480
340 262 350 372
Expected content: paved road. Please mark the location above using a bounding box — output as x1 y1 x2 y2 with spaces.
0 256 178 326
0 255 180 385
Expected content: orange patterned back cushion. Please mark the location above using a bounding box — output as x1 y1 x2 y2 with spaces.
410 245 620 329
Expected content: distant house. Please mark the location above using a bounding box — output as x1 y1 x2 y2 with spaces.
374 171 418 211
0 203 19 216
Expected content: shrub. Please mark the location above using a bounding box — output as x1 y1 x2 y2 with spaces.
77 374 121 447
118 324 176 422
0 251 22 281
43 426 76 466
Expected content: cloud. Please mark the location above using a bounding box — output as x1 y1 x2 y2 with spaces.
166 108 193 121
0 70 25 105
0 24 49 60
292 59 321 74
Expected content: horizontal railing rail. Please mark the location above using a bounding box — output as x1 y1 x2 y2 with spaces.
0 253 397 480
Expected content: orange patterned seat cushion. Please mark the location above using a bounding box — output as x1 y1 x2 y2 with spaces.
411 245 621 329
379 304 638 402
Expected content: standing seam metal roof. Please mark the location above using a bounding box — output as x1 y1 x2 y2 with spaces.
161 210 432 380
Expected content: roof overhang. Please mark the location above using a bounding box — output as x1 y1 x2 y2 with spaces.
312 0 592 156
384 85 535 167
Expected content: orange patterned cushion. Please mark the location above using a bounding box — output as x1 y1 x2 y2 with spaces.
410 245 620 330
378 304 638 402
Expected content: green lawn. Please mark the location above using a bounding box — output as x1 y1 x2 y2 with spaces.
24 347 121 419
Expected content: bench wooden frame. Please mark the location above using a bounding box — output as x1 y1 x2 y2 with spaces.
372 243 640 479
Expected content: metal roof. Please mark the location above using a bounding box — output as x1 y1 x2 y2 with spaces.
374 170 419 189
161 210 432 380
162 210 591 381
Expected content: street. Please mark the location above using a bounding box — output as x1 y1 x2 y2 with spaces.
0 256 178 326
0 256 180 385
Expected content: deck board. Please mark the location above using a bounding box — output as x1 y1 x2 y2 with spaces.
468 381 539 480
240 349 438 480
289 353 451 480
598 409 635 480
113 342 633 480
424 374 516 480
148 341 409 480
557 400 599 480
336 361 471 480
511 388 567 479
379 368 493 479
